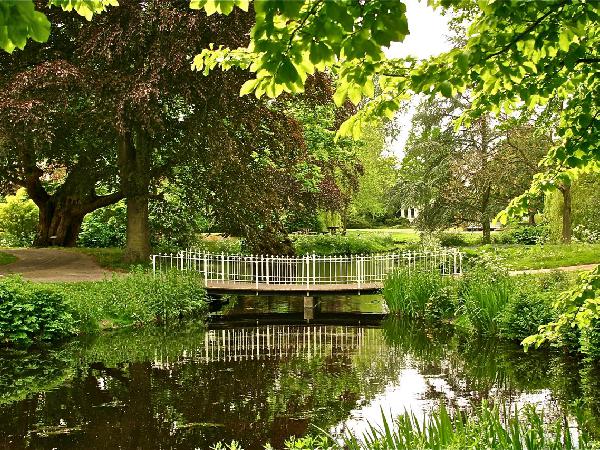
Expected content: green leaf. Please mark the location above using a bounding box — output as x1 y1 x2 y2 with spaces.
239 78 258 96
439 81 452 98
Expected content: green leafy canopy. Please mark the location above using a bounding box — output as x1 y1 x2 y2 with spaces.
0 0 118 53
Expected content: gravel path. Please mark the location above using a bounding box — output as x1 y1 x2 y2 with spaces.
0 248 114 282
509 264 598 276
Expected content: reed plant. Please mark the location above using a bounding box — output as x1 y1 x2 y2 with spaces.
458 265 512 335
382 267 454 319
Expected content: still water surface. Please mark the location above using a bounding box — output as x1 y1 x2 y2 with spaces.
0 295 599 449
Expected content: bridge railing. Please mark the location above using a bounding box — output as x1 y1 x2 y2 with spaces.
151 248 462 288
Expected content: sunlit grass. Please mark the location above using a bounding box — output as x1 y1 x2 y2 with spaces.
0 250 17 265
468 243 600 270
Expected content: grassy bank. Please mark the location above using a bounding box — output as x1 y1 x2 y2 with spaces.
382 262 600 356
0 269 208 347
469 243 600 270
217 402 595 449
0 251 16 265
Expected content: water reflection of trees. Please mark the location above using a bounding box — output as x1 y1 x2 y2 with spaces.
381 317 596 432
0 321 599 448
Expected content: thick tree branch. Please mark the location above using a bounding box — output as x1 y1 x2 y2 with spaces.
81 191 124 214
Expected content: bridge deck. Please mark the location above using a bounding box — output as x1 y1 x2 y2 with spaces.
205 281 382 294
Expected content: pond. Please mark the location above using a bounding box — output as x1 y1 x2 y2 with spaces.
1 295 599 449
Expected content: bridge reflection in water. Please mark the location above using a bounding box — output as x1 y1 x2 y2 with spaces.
201 325 381 363
153 325 389 368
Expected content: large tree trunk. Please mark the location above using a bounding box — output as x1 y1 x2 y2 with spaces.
118 129 151 263
19 147 122 247
560 184 572 244
34 199 84 247
125 196 150 263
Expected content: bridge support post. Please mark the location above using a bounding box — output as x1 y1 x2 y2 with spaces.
304 296 319 321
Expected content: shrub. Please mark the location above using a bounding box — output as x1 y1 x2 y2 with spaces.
499 290 554 341
0 276 75 346
79 201 127 248
0 188 38 247
580 319 600 359
574 225 600 244
435 231 471 247
383 267 454 319
493 225 550 245
458 264 512 335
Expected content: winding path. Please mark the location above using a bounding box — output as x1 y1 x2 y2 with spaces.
0 248 114 282
509 264 598 276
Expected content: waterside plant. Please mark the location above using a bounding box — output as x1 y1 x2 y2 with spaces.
214 402 596 449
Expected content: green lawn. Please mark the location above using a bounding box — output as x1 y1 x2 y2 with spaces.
346 228 421 243
469 243 600 271
0 251 17 265
68 247 140 271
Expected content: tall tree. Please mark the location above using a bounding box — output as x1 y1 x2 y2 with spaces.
0 56 123 247
392 96 550 243
0 1 311 261
349 125 397 227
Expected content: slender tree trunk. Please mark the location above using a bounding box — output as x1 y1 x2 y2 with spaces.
528 209 536 225
560 184 572 243
118 128 152 263
482 219 491 244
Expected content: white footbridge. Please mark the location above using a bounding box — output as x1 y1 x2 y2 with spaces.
151 248 463 294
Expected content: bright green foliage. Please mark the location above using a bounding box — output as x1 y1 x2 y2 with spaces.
0 0 117 53
192 0 409 105
78 201 127 248
189 0 248 16
0 188 38 247
523 265 600 352
48 0 118 20
0 276 75 346
197 1 600 200
0 1 50 53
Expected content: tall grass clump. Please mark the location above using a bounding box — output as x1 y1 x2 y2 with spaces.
340 403 590 450
52 268 208 333
383 267 454 319
458 263 512 335
215 403 594 449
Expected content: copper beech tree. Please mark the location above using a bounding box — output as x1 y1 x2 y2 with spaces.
0 0 333 260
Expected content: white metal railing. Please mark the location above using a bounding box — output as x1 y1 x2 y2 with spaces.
151 248 462 289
